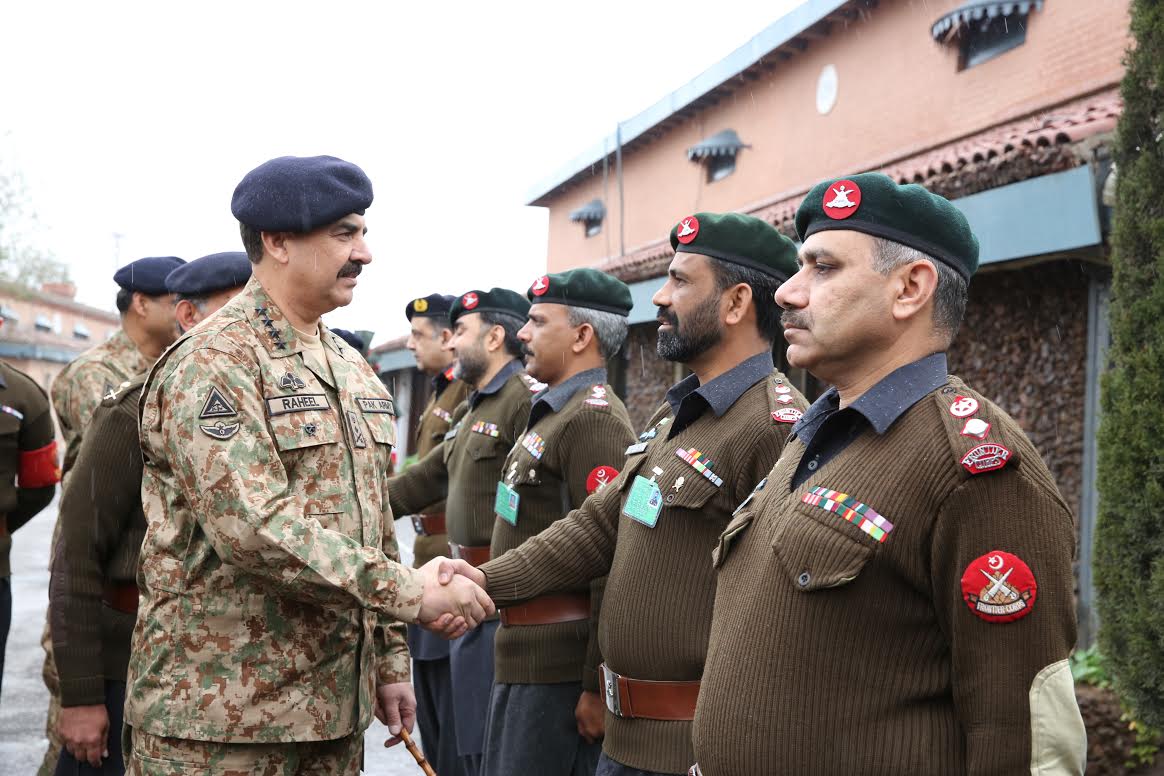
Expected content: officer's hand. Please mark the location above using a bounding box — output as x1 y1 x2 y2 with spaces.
575 690 606 744
417 557 495 637
59 703 109 768
375 681 417 747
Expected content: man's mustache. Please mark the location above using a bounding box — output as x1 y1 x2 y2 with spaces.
337 262 363 279
656 306 678 327
781 310 811 329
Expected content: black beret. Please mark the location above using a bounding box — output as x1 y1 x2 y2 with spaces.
449 288 530 326
527 268 632 316
166 252 252 296
113 256 186 296
795 173 979 281
231 155 373 233
405 294 456 322
669 212 798 281
330 328 367 353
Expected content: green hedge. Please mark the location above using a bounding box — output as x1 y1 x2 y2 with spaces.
1095 0 1164 731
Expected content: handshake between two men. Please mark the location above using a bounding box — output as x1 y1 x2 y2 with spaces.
414 556 491 639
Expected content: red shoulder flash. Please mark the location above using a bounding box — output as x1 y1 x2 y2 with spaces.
586 466 618 494
19 441 61 488
961 550 1037 623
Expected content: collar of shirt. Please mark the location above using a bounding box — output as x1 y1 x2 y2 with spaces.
432 368 452 397
665 351 774 437
469 358 522 408
791 351 948 444
528 367 608 428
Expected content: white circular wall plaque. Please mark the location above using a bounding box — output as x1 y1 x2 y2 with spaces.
816 64 838 115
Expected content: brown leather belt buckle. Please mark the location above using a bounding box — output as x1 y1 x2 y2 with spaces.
102 582 140 614
600 663 700 721
410 513 446 536
499 592 590 626
448 543 490 567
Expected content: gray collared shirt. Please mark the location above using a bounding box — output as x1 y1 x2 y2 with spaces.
468 358 522 409
664 351 774 438
527 367 607 429
789 351 948 489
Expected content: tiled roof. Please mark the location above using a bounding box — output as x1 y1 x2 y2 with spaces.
597 88 1121 283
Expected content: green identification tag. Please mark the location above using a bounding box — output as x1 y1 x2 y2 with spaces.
494 481 520 526
623 475 664 528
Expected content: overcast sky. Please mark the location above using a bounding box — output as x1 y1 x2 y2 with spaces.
1 0 800 345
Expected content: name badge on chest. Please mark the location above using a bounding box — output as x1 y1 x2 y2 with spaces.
494 481 520 526
623 467 664 528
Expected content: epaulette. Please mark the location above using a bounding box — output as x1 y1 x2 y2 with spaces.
102 376 147 407
519 373 548 394
767 372 804 425
580 383 612 410
934 377 1021 477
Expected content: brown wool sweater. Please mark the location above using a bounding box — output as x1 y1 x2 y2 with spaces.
410 376 472 567
481 369 806 774
49 381 147 706
491 378 635 690
693 377 1081 776
389 365 534 548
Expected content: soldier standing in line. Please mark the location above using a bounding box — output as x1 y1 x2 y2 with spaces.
49 251 252 775
38 254 183 776
387 287 538 776
0 310 60 701
124 156 493 775
463 213 808 776
481 268 637 776
401 292 472 776
689 174 1085 776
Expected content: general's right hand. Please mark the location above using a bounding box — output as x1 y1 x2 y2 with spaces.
417 556 495 638
59 703 109 768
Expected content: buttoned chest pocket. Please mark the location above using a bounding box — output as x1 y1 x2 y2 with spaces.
360 409 397 449
466 430 504 462
772 496 881 592
656 455 722 514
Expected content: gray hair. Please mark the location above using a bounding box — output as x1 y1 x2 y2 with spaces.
566 306 629 359
871 238 968 341
175 293 208 313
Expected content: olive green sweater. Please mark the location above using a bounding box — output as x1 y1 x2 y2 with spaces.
693 377 1083 776
49 380 146 706
481 368 805 774
410 375 472 567
491 374 635 690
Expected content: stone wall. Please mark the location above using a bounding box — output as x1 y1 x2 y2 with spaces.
620 324 676 432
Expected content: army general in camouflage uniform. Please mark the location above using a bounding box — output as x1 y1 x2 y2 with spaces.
124 156 493 775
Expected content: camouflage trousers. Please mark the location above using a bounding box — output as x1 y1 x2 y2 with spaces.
38 619 62 776
127 728 364 776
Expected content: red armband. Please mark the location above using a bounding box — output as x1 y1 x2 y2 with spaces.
19 441 61 488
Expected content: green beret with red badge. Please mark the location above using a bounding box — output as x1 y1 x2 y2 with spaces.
669 212 798 282
795 172 980 281
527 268 633 316
449 287 530 325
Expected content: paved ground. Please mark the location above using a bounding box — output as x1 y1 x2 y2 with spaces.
0 500 421 774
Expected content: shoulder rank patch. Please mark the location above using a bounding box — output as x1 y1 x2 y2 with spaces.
356 397 395 414
586 465 618 494
961 550 1037 623
200 420 241 440
200 386 238 419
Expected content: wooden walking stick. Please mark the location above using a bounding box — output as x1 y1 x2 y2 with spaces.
393 727 438 776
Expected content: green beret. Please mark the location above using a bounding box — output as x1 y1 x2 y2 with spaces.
669 212 798 281
449 287 530 326
795 173 979 281
527 268 632 316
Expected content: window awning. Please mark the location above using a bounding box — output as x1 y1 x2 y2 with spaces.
569 199 606 223
932 0 1043 41
687 129 749 161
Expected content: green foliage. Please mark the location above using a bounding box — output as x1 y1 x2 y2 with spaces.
1071 646 1162 768
1070 643 1111 689
0 158 69 286
1095 0 1164 732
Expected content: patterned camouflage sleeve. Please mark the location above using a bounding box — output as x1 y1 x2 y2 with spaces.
152 348 425 620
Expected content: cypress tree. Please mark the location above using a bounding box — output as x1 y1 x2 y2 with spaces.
1095 0 1164 728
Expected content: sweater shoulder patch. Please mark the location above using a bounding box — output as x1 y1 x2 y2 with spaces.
580 383 612 410
934 379 1020 477
767 371 807 425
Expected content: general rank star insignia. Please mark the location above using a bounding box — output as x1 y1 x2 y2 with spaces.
199 386 237 419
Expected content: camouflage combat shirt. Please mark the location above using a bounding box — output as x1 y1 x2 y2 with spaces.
126 276 425 744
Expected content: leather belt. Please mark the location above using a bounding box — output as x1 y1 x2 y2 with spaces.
448 543 490 567
102 582 140 614
410 513 446 536
499 592 590 626
600 663 701 721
